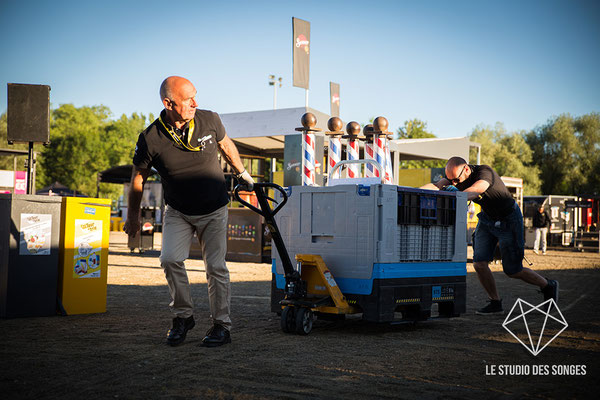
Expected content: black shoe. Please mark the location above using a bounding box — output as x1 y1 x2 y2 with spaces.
201 324 231 347
166 316 195 346
476 299 504 315
542 279 559 303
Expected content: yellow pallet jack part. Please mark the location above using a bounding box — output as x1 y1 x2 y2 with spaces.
295 254 359 314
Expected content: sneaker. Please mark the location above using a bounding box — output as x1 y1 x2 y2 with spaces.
166 315 195 346
533 250 539 255
476 299 504 315
542 279 559 303
542 251 547 255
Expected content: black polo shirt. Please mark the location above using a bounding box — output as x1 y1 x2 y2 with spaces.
133 109 229 215
456 164 515 220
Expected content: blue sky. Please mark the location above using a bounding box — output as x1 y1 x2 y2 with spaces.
1 0 598 138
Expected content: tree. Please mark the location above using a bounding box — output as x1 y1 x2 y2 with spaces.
38 104 151 200
469 123 541 195
526 113 600 195
396 119 445 168
397 119 436 139
38 104 112 196
574 113 600 195
104 112 152 167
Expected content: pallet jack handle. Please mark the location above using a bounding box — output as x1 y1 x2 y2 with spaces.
234 183 303 297
234 182 288 218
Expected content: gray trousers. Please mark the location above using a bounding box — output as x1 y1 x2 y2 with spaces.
159 204 231 329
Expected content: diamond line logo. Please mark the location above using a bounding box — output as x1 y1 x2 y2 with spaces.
502 298 568 356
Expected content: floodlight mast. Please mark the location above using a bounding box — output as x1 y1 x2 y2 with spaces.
268 75 282 110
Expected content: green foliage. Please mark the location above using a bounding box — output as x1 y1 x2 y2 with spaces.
469 123 541 195
526 113 600 195
397 119 436 139
36 104 151 202
396 119 445 168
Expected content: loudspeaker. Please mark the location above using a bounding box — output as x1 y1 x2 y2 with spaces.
7 83 51 144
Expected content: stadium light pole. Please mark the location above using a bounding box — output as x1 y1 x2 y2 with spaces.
268 75 282 110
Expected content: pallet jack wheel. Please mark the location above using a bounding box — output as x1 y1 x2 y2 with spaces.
295 307 313 335
280 306 296 333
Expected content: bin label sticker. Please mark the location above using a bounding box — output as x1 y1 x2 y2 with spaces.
19 214 52 256
73 219 103 279
84 207 96 215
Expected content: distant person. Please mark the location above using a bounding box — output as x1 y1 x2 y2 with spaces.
533 205 551 255
124 76 254 347
421 157 558 314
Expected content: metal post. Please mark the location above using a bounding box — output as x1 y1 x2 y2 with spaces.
26 142 35 194
305 89 309 108
269 75 282 110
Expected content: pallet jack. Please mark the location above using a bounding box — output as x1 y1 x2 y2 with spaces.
235 183 357 335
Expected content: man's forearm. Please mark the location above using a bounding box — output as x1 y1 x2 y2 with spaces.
127 168 148 220
218 135 245 174
128 188 143 220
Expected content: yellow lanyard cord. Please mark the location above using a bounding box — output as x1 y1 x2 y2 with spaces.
158 116 201 151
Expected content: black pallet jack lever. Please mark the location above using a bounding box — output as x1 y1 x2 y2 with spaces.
234 183 305 299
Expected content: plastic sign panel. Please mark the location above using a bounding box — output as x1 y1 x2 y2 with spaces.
73 219 103 278
19 213 52 255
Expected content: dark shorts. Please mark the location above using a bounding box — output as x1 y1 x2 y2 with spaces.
472 204 524 275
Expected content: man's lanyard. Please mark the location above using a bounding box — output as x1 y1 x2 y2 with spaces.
158 116 202 151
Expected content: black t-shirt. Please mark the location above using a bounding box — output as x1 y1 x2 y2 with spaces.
533 210 551 228
133 109 229 215
456 164 515 220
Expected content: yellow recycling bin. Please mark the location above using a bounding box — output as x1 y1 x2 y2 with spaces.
58 197 111 315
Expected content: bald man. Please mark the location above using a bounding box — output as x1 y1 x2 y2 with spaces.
422 157 558 314
124 76 254 347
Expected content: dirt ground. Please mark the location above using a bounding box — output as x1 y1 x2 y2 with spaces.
1 232 599 399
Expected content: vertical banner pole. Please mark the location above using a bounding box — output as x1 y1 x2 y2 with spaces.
26 142 35 194
328 136 341 179
363 125 375 178
302 132 315 185
374 135 385 179
295 113 321 186
343 121 362 179
347 140 359 178
373 117 393 184
325 117 344 181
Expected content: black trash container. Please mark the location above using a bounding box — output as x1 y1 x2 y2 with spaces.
0 194 62 318
127 207 155 252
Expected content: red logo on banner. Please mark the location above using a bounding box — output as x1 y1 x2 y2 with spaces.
295 34 309 54
14 171 27 194
331 93 340 106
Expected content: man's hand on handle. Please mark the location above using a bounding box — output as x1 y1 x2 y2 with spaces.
237 169 255 191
